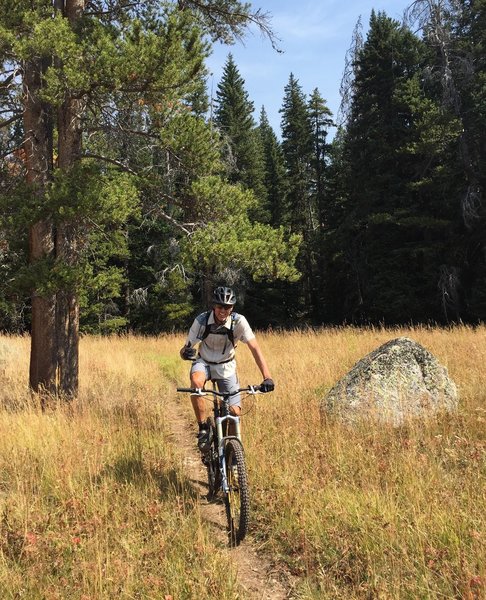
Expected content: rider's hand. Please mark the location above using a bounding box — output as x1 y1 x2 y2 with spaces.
180 345 196 360
260 378 274 393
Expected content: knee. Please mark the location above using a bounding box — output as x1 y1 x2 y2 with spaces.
191 372 206 389
229 405 241 417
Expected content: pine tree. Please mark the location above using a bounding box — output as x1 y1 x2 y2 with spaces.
453 0 486 320
258 106 288 226
307 88 333 321
407 0 486 321
280 75 314 230
338 16 364 128
213 54 267 212
308 89 333 213
0 0 277 398
329 11 461 323
239 106 292 328
280 73 316 319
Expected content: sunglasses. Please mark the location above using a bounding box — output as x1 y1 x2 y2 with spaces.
215 304 233 310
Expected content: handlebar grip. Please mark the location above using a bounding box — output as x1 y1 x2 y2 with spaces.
176 387 197 393
240 385 263 393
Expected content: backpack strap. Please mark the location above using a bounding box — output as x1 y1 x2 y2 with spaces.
200 310 212 342
200 310 237 346
227 312 236 347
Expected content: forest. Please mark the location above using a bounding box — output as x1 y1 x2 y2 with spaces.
0 1 485 392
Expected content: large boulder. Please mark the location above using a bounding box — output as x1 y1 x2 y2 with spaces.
322 337 458 426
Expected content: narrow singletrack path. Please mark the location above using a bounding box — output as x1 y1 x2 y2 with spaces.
165 395 293 600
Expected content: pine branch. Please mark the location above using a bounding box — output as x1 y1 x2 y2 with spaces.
84 1 139 16
82 152 137 174
0 112 22 129
144 204 200 236
180 1 281 51
86 125 160 140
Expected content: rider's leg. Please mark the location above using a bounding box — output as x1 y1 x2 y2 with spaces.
216 374 241 436
228 405 242 436
189 363 212 451
190 369 207 422
189 361 211 421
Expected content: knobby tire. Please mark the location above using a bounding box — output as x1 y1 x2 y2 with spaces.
224 438 250 546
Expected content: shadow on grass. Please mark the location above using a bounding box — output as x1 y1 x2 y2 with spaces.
97 456 199 503
154 465 199 502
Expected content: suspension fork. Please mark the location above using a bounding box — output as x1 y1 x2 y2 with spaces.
216 414 241 493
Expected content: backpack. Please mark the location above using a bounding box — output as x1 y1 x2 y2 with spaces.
200 310 237 347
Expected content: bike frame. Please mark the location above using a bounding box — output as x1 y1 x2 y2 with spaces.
176 385 260 494
177 383 267 545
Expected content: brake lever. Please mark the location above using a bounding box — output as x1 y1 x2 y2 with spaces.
247 385 263 394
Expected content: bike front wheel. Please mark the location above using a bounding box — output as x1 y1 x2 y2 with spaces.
224 438 250 546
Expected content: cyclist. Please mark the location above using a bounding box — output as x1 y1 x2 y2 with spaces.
180 286 274 451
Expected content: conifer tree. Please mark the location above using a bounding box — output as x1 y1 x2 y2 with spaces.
407 0 486 320
331 10 462 323
213 53 267 211
240 106 291 328
308 89 333 215
280 73 316 318
453 0 486 319
258 106 288 226
280 74 313 230
0 0 276 398
307 88 333 320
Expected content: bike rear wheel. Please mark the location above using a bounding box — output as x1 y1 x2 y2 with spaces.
224 438 250 546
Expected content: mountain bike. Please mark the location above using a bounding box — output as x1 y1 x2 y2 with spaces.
176 385 263 546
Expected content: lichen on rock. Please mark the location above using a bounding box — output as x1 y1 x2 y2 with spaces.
322 337 458 426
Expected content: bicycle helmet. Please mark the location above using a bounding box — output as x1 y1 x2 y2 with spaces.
213 286 236 305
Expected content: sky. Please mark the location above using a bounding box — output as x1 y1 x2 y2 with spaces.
205 0 412 136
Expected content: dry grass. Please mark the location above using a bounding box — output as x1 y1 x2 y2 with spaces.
237 326 486 599
0 335 237 599
0 327 484 599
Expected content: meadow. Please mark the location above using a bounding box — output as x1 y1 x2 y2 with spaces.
0 327 484 599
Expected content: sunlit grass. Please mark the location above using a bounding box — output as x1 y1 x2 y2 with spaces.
0 327 484 599
237 326 486 599
0 335 237 599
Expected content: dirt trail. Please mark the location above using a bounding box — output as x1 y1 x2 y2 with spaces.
165 396 293 600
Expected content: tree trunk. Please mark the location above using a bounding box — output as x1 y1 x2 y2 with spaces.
201 269 218 309
55 92 82 398
54 0 84 398
26 0 85 399
29 224 57 395
24 58 57 395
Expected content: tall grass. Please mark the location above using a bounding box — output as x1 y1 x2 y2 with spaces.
0 327 484 599
0 335 238 599
237 326 486 599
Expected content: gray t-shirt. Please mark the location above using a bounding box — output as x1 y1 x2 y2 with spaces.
185 310 255 377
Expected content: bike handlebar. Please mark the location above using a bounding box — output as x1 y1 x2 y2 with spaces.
176 385 263 396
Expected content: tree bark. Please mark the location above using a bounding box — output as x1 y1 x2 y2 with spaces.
26 0 85 399
24 58 57 395
56 89 82 397
54 0 85 398
202 273 215 308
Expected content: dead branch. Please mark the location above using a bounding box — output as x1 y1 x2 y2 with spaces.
0 112 22 129
82 152 138 174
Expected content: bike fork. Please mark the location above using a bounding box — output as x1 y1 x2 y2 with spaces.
216 414 241 493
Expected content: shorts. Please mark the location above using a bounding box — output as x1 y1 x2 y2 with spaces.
190 360 241 407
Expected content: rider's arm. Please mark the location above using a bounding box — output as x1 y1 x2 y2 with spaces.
180 318 201 357
246 338 272 380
